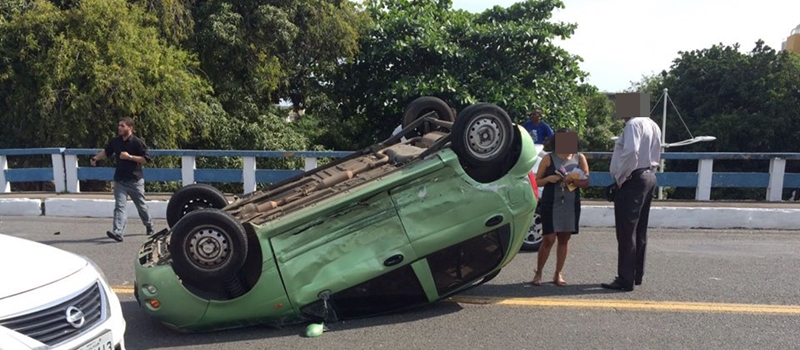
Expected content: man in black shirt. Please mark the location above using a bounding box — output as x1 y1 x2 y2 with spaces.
91 117 154 242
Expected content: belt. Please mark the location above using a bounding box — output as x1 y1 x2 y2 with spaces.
626 167 655 180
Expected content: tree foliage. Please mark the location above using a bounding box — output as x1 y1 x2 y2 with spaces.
0 0 222 150
189 0 370 118
313 0 588 150
628 41 800 199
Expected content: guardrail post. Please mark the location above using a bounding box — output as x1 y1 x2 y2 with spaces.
181 156 195 186
0 155 9 193
304 157 317 172
51 152 66 193
767 157 786 202
64 154 80 193
243 156 256 194
695 158 713 201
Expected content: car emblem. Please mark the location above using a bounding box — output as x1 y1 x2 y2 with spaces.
65 306 85 328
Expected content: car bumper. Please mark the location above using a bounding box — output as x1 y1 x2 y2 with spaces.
0 264 126 350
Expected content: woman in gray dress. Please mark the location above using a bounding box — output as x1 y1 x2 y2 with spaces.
531 130 590 286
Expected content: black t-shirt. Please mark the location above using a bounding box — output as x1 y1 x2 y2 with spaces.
104 135 151 181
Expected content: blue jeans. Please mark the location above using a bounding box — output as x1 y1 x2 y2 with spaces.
112 178 152 236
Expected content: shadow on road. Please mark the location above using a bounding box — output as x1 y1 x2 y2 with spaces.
462 282 620 298
121 300 463 349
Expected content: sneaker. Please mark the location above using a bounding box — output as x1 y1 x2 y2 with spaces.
146 227 154 236
106 231 123 242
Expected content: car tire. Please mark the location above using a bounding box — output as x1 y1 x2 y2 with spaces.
451 103 514 168
521 207 543 252
169 208 248 286
166 184 229 228
402 96 456 137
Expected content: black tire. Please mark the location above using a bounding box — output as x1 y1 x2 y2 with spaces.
169 208 248 285
401 96 456 137
451 103 515 168
167 184 229 228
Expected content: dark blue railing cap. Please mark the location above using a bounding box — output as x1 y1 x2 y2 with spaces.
0 148 66 156
62 148 354 158
2 148 800 160
582 152 800 160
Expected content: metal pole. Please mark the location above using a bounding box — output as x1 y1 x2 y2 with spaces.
659 88 667 199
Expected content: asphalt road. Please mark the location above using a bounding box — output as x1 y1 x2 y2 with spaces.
2 216 800 350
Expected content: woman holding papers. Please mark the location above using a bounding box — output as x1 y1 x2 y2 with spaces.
531 129 590 286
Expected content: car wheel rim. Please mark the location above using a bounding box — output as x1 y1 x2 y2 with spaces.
465 114 507 160
525 213 543 245
186 225 230 269
183 198 211 216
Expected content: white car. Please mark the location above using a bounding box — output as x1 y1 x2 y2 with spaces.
0 234 126 350
521 144 546 251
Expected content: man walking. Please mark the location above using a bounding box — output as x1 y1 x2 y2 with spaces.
522 108 554 145
91 117 154 242
602 93 662 292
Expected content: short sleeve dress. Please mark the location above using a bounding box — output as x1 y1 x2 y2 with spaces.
538 153 582 235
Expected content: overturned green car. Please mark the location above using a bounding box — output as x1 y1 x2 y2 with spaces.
133 97 540 332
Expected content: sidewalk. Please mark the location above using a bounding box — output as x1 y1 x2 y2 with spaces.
2 192 799 230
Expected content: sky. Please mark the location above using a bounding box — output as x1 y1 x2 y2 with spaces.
452 0 800 92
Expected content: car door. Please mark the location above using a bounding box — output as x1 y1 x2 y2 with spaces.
270 191 421 316
388 165 515 297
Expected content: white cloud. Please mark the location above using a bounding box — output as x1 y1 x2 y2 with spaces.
453 0 800 92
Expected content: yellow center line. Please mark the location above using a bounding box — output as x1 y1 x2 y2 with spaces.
447 296 800 315
112 286 800 315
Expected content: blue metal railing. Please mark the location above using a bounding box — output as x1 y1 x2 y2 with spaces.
1 148 799 201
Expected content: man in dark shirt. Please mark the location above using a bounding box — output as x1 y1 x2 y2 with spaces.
90 117 154 242
522 108 555 145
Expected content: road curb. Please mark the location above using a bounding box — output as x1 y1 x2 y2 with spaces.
1 197 799 230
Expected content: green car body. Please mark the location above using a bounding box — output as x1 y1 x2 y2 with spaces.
133 98 539 332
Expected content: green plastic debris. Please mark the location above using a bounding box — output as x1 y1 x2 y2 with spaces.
305 323 324 337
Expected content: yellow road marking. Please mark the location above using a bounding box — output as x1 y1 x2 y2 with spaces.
112 286 800 315
447 296 800 315
113 286 134 294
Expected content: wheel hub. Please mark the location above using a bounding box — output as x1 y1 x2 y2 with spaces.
187 226 230 269
466 116 505 160
183 198 211 215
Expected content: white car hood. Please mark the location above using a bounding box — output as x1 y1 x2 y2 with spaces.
0 234 87 300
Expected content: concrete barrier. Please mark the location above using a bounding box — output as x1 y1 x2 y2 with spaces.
1 197 799 230
43 198 168 219
580 205 800 230
0 198 42 216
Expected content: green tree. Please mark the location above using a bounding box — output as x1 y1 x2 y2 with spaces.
189 0 370 118
629 41 800 199
0 0 223 151
315 0 588 150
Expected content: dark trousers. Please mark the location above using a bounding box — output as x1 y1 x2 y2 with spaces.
613 169 657 287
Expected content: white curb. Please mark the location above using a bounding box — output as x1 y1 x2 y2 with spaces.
580 205 800 230
1 198 799 230
0 198 42 216
43 198 168 219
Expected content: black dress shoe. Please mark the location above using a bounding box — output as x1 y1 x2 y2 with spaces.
601 278 633 291
106 231 123 242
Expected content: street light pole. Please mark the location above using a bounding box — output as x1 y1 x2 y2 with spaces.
659 88 668 199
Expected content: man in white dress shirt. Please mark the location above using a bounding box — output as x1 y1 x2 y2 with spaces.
602 92 662 292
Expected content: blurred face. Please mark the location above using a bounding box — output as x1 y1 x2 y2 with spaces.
117 121 133 137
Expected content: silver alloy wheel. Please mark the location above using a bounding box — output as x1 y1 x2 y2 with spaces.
465 113 507 160
187 225 231 269
525 212 543 246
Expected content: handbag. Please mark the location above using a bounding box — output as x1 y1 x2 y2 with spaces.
605 182 618 202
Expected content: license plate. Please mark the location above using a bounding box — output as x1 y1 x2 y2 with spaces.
77 331 114 350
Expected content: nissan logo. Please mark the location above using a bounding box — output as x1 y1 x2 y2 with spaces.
65 306 85 328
